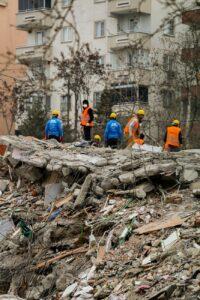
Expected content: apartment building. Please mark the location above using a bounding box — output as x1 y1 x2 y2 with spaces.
16 0 181 127
0 0 26 134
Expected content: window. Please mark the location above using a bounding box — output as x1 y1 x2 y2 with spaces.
45 95 51 111
93 92 102 108
139 85 148 103
98 56 105 66
62 26 73 42
63 0 71 6
164 19 175 36
129 18 137 32
95 21 105 38
18 0 51 12
163 54 174 71
61 95 71 112
35 31 44 45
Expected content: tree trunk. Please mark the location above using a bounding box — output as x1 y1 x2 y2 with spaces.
185 93 192 149
74 93 79 140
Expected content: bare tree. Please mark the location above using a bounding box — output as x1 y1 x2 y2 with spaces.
53 43 105 137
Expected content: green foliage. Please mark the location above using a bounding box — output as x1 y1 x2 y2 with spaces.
19 99 48 139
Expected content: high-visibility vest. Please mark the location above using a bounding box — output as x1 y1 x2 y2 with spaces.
81 106 94 127
124 115 140 139
165 126 181 148
134 138 144 145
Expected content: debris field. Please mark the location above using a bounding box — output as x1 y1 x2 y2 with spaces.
0 136 199 300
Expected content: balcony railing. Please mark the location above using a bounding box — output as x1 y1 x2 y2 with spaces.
16 44 52 62
16 10 53 31
108 0 151 15
108 31 151 50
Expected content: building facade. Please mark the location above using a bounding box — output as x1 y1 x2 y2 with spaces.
15 0 186 130
0 0 26 134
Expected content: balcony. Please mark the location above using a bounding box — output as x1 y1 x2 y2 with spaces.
108 0 151 15
110 68 151 86
16 10 53 31
182 47 200 62
108 32 151 50
16 45 52 63
182 8 200 26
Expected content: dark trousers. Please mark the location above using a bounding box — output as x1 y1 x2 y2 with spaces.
106 138 119 149
83 126 92 141
48 135 60 142
168 146 181 152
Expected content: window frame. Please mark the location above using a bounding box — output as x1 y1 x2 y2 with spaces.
94 20 105 38
62 26 73 43
35 31 44 46
164 19 175 36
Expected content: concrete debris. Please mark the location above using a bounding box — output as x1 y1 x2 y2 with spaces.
182 168 198 182
161 230 180 251
0 136 199 299
0 179 9 193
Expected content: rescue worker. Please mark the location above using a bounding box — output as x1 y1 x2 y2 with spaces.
104 113 123 149
134 133 145 145
91 135 102 147
80 100 94 141
124 109 145 146
45 110 63 142
164 119 182 152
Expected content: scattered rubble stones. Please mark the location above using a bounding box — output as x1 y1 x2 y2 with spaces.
0 136 199 299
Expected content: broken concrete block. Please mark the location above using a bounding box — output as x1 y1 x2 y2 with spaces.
0 179 9 193
74 174 94 208
101 178 113 191
0 296 25 300
110 178 120 187
135 189 146 199
0 219 14 241
161 230 180 251
61 282 78 298
119 172 135 184
44 182 62 206
190 180 200 190
62 167 71 177
94 186 104 196
73 188 81 198
182 169 198 183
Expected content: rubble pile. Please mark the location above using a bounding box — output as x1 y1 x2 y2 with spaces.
0 135 199 300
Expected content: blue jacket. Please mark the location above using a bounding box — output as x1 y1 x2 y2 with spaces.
104 120 123 141
45 117 63 138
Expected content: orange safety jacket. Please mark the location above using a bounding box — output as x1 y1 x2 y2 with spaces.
165 126 181 149
134 138 144 145
124 115 140 140
81 106 94 127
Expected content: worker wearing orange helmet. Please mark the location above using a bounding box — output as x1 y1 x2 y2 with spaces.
164 119 182 152
124 109 145 146
45 110 64 142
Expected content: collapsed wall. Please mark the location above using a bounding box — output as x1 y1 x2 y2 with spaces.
0 136 199 300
